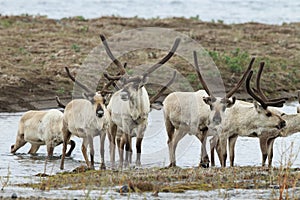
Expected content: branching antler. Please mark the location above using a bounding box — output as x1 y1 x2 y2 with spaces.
246 71 285 109
102 36 180 83
255 61 288 102
65 67 93 94
193 52 254 99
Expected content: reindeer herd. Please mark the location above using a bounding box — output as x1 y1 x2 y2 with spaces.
10 35 300 171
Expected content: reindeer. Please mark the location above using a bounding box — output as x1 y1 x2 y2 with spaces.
211 63 286 167
56 72 176 169
163 52 254 168
258 108 300 167
252 64 300 167
11 109 75 157
60 67 111 170
100 34 180 168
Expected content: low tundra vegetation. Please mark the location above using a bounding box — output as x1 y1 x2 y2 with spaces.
16 166 300 198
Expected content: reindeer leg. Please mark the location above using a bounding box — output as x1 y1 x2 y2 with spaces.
196 132 209 168
124 135 132 168
66 140 76 157
168 129 184 168
28 144 40 155
136 137 143 167
165 117 177 168
228 134 238 167
81 137 91 169
136 124 146 167
267 138 276 168
116 129 126 169
46 145 54 158
60 127 72 170
216 137 227 167
118 134 126 169
210 136 218 167
100 131 106 170
88 136 95 170
109 124 117 169
259 135 268 167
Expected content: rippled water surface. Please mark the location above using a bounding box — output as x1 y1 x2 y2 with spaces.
0 102 300 199
0 0 299 24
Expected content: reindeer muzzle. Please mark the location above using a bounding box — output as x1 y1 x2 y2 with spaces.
96 105 104 118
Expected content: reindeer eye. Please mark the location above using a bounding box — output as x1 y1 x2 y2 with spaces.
266 112 272 117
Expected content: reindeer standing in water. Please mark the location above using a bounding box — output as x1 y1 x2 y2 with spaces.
210 61 286 167
60 67 112 170
100 35 180 168
252 63 299 167
163 52 254 168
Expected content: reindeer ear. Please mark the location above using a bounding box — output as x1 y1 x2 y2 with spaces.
226 96 236 108
203 97 211 105
203 96 216 106
254 101 264 113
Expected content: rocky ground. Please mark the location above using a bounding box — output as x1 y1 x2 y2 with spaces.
0 15 299 112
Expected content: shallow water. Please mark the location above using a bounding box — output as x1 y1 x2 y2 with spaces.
0 102 300 199
0 0 299 24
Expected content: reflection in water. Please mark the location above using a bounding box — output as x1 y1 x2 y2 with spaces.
0 102 299 199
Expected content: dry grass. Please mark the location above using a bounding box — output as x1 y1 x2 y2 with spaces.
15 166 300 197
0 15 300 112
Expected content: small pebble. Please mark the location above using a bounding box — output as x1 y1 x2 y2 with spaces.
152 191 159 197
120 185 129 193
270 185 280 189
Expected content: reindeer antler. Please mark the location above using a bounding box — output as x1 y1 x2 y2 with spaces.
103 37 180 86
55 96 66 109
100 34 126 75
142 38 180 78
193 52 254 99
246 70 285 109
193 51 212 96
150 71 177 104
255 61 288 102
65 67 94 94
65 67 113 96
225 57 255 98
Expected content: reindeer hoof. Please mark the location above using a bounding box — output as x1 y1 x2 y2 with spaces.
199 162 209 168
118 164 123 170
135 161 141 167
100 163 106 170
87 165 95 170
166 163 176 168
